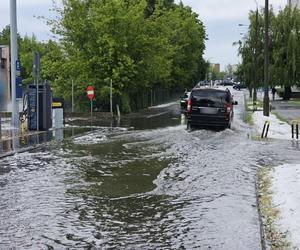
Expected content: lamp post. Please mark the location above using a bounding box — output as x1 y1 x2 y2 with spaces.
263 0 270 116
238 0 258 109
10 0 19 129
253 0 259 108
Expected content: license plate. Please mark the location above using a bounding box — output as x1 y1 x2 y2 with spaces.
199 107 218 114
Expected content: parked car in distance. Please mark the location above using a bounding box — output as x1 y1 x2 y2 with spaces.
186 88 238 129
233 84 247 90
222 81 234 86
180 91 191 113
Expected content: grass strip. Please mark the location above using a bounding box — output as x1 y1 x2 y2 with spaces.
256 166 292 250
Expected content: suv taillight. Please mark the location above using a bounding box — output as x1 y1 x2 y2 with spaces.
225 103 231 115
187 98 192 113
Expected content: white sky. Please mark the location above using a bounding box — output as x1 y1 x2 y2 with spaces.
0 0 288 70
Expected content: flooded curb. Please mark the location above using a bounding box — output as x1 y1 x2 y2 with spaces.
256 166 292 249
0 127 95 159
0 144 39 159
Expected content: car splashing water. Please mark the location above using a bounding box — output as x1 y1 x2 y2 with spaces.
1 89 300 249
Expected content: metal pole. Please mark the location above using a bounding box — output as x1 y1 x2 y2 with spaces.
34 52 40 131
0 112 1 139
10 0 19 129
253 5 258 106
263 0 270 116
110 78 113 116
71 79 74 113
0 47 2 138
90 100 93 127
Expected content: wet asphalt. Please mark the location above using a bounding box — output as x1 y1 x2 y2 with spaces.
1 89 300 249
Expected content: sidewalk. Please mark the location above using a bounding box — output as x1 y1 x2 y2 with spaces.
249 91 300 139
248 92 300 249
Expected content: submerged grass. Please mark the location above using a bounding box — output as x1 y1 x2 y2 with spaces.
246 111 254 125
256 166 292 250
271 112 288 124
289 100 300 106
245 98 255 126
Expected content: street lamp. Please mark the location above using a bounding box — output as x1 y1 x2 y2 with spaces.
253 0 259 108
238 0 259 110
10 0 19 129
263 0 270 116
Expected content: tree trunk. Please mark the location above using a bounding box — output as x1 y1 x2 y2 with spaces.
283 86 292 100
253 87 257 102
248 87 253 98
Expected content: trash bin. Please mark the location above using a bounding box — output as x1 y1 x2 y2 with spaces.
52 98 64 129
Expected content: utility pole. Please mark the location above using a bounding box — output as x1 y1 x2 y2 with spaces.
10 0 19 129
253 2 259 108
263 0 270 116
71 79 74 113
110 78 113 116
0 47 2 139
33 52 40 131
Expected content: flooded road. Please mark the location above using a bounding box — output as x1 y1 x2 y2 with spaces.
1 89 300 249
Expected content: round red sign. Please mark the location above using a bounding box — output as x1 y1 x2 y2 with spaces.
87 86 94 100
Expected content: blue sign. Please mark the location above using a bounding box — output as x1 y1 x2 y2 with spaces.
16 59 21 71
16 76 22 99
16 59 21 77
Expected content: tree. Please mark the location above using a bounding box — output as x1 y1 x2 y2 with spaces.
45 0 207 112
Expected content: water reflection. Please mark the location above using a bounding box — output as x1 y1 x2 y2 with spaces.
0 127 95 157
1 93 300 249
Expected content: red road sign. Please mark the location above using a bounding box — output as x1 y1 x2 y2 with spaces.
87 86 94 100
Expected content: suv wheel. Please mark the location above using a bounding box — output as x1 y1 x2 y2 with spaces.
227 122 231 129
187 121 193 130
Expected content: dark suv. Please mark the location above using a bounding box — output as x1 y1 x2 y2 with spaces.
186 88 237 129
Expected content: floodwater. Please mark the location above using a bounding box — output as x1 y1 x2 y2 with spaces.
1 89 300 249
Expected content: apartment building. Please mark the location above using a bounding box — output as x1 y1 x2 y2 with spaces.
0 46 10 111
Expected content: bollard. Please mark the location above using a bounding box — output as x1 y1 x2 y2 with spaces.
291 120 299 140
21 116 25 133
261 121 270 138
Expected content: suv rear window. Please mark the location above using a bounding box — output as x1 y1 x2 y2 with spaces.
191 89 230 102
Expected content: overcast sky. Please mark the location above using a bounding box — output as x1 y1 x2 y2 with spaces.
0 0 288 70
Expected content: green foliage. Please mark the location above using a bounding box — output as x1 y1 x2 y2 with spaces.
120 93 131 113
237 6 300 100
48 0 207 111
0 0 207 112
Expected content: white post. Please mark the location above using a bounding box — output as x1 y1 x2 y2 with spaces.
36 72 39 131
110 78 113 116
71 79 74 112
33 52 40 131
90 99 93 128
10 0 19 129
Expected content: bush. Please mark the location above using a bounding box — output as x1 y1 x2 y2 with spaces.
121 93 131 114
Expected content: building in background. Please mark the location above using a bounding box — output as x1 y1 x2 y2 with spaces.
288 0 300 8
0 45 11 111
210 63 220 74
